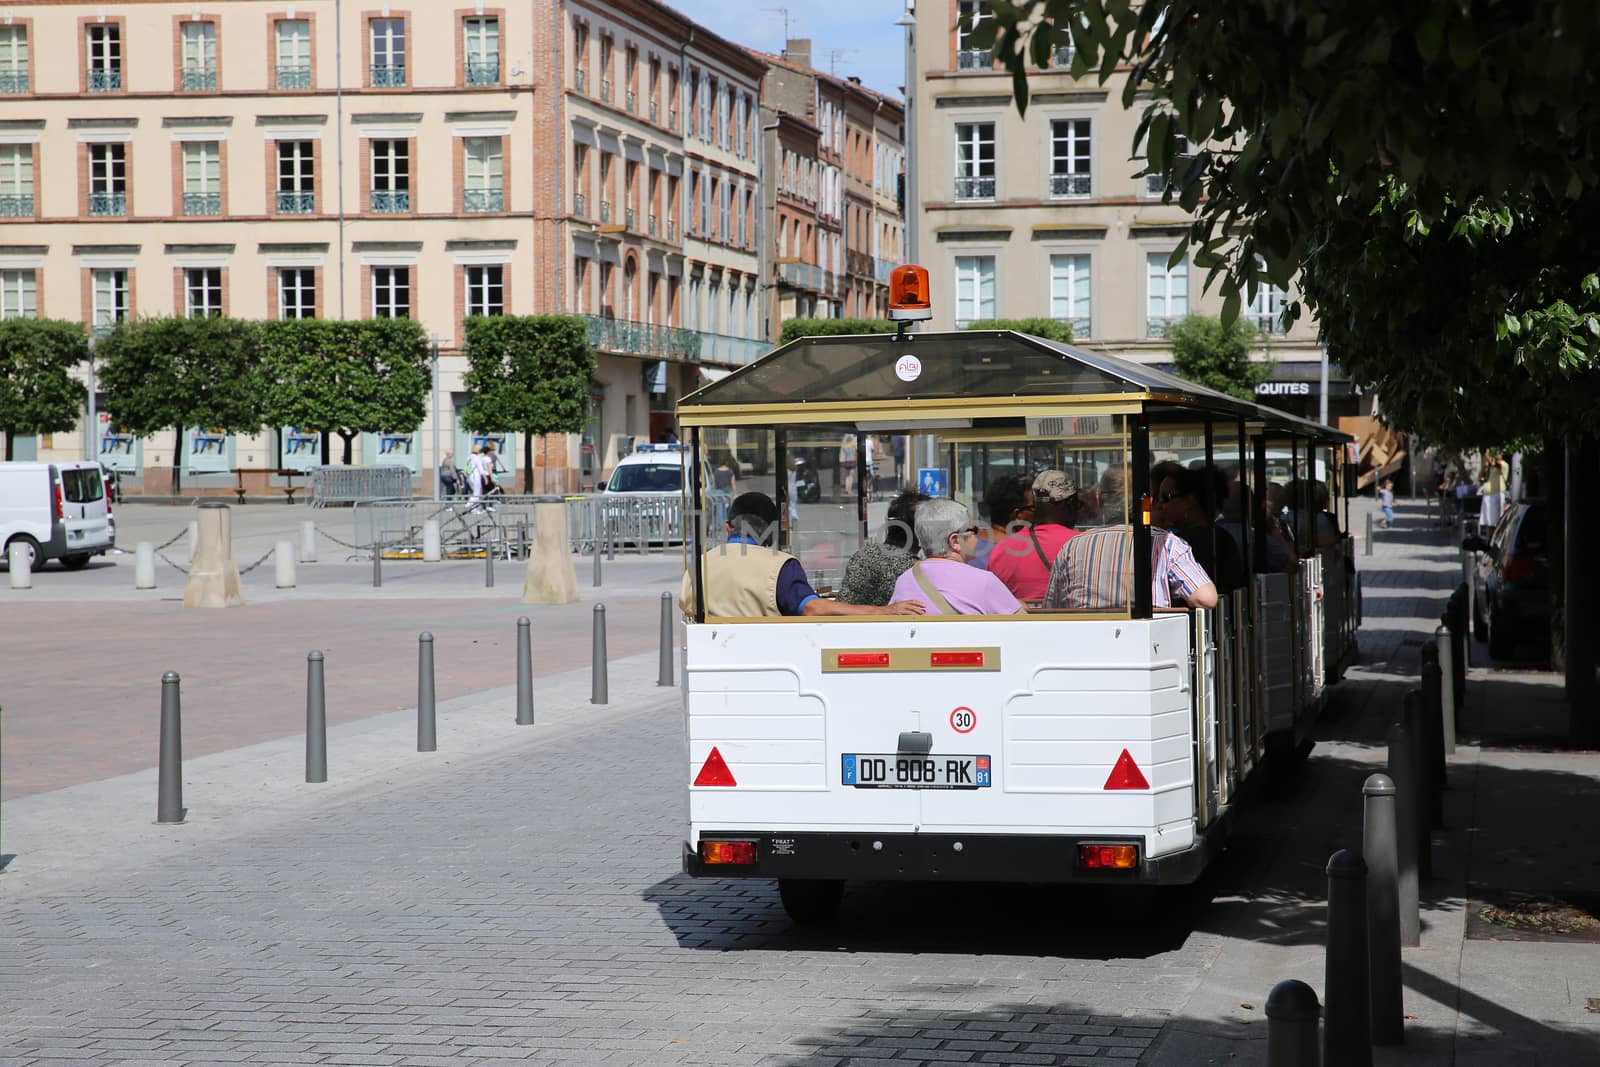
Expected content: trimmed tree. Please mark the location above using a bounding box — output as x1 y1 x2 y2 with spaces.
460 315 597 492
964 318 1075 344
0 319 90 461
258 318 431 466
778 317 900 344
95 317 263 493
1167 314 1273 402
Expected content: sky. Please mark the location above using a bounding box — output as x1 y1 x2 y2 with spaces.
662 0 908 101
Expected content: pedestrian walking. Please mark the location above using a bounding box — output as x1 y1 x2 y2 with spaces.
1379 477 1395 529
1479 451 1507 532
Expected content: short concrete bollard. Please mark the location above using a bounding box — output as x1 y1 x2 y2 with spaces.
516 616 535 725
1403 689 1434 880
1435 625 1457 754
1266 979 1321 1067
306 650 328 783
657 592 675 687
8 542 32 588
1419 646 1446 825
135 542 157 589
422 519 441 563
274 541 296 589
1365 511 1374 555
591 603 609 705
157 671 184 824
1386 720 1422 947
1324 849 1373 1067
417 633 436 752
299 519 318 564
372 542 383 588
1363 773 1405 1046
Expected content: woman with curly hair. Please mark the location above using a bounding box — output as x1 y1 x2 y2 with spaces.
838 489 930 605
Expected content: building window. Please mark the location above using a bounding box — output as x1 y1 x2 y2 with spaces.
465 265 504 317
698 72 712 141
0 25 29 94
954 122 995 199
181 141 222 216
1049 119 1091 197
463 137 503 212
1252 282 1286 335
956 0 993 69
1146 252 1188 336
735 94 748 157
464 16 499 85
369 17 406 87
92 269 129 330
0 269 36 319
86 23 122 92
275 19 312 90
0 144 33 217
370 140 410 213
278 268 316 319
1146 134 1189 196
718 182 731 243
372 266 410 318
179 21 217 91
1049 254 1091 339
573 22 588 91
718 85 731 148
185 268 223 318
88 144 127 216
599 35 612 101
276 141 315 214
954 255 995 328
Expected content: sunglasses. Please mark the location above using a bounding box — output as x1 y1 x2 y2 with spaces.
1158 490 1187 503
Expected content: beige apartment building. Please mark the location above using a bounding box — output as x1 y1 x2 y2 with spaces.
910 0 1356 423
2 0 771 493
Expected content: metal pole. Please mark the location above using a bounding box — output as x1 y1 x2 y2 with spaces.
516 616 535 725
1435 625 1457 754
657 591 675 686
306 650 327 783
1387 720 1421 947
1265 979 1320 1067
484 530 495 587
417 632 436 752
431 333 441 503
372 540 382 587
1363 773 1404 1045
157 671 184 823
591 603 609 704
1419 646 1446 826
1324 848 1373 1067
1403 689 1433 880
1318 341 1330 428
592 521 603 587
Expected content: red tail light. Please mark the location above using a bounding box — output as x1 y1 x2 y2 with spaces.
1501 553 1534 582
54 483 64 519
1078 843 1139 870
700 840 758 865
930 651 985 667
836 652 891 668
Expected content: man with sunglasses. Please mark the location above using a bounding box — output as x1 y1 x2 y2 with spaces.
987 470 1082 602
1154 466 1247 593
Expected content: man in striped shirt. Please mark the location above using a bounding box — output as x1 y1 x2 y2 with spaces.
1042 468 1218 611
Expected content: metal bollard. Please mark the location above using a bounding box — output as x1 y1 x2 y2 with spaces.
135 542 157 589
1266 979 1321 1067
8 542 31 588
1386 721 1422 946
299 519 318 563
1363 774 1405 1045
157 671 184 823
517 519 528 561
274 541 297 588
372 541 383 588
1365 511 1374 555
591 603 609 705
305 650 327 783
657 591 675 687
1324 849 1373 1067
1419 647 1446 825
606 517 616 561
516 616 535 725
422 519 441 562
592 530 603 587
1402 690 1434 880
417 633 436 752
1435 626 1457 754
485 534 495 588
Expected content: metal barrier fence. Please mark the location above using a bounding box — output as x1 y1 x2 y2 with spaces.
309 465 413 507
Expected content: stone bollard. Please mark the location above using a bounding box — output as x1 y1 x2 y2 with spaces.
422 519 442 562
1365 511 1374 555
1402 690 1433 880
8 542 31 588
135 542 157 588
1266 979 1321 1067
521 502 579 604
1435 625 1457 754
157 671 184 824
305 650 327 783
516 616 535 725
658 591 675 687
417 633 436 752
1324 849 1373 1067
1419 646 1446 826
1363 774 1405 1046
1387 721 1422 947
183 501 245 608
299 519 318 563
274 541 296 589
591 603 609 705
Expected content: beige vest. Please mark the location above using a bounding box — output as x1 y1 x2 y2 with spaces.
680 543 798 618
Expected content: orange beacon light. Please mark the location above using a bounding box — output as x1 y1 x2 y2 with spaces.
887 264 933 322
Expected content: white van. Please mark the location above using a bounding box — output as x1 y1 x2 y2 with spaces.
0 461 115 571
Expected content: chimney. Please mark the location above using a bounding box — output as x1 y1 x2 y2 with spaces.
785 38 812 68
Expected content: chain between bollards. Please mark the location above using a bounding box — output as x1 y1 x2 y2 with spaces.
417 633 436 752
306 650 327 783
1324 848 1373 1067
591 603 609 705
516 616 535 725
1387 720 1422 947
1265 979 1320 1067
657 592 675 687
157 671 184 824
1363 773 1405 1046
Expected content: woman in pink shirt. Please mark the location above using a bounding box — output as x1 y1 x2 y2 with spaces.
891 499 1026 615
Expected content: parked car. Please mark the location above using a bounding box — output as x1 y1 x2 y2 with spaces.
0 461 115 571
1464 500 1549 660
600 444 712 544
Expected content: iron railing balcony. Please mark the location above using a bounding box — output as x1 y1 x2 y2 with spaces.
667 220 678 241
1255 314 1284 336
370 189 410 213
957 48 992 70
777 260 824 292
276 64 311 89
695 332 774 366
575 68 586 92
92 322 119 340
625 206 635 229
370 64 406 87
1147 315 1181 338
649 100 658 123
584 315 702 362
1065 316 1091 340
0 195 33 217
464 188 503 213
87 68 122 92
648 213 657 237
1053 44 1076 67
574 192 587 217
599 200 612 223
626 89 636 112
181 67 217 91
668 110 679 132
182 192 221 216
954 175 995 199
465 59 499 86
873 257 895 283
1049 173 1092 197
0 70 28 94
276 191 315 214
600 79 612 103
88 191 127 216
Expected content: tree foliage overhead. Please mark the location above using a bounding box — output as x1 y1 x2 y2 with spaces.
0 319 89 460
963 318 1074 344
1166 314 1272 402
95 316 263 436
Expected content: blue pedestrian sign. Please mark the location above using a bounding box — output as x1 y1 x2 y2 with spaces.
918 468 948 497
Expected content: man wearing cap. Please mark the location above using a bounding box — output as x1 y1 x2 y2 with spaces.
985 470 1082 602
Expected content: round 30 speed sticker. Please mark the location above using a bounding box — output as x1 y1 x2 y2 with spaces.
949 706 976 733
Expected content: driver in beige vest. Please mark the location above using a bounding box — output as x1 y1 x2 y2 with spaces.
682 492 925 618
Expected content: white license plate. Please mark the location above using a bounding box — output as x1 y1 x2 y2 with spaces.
841 753 991 789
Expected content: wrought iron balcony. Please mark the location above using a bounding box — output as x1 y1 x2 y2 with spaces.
0 195 33 217
0 70 28 94
1147 315 1181 338
1053 44 1076 67
370 189 410 213
575 68 586 92
649 100 658 122
88 192 127 216
370 64 406 87
600 79 612 103
954 175 995 199
625 206 635 229
667 220 678 242
91 322 119 340
1065 316 1091 340
1049 173 1091 197
464 188 503 213
648 213 657 237
957 48 992 70
777 260 824 292
599 200 612 223
872 257 895 283
87 68 122 92
465 59 499 86
181 67 217 91
183 192 221 216
276 64 312 89
276 191 315 214
574 192 587 217
584 314 774 366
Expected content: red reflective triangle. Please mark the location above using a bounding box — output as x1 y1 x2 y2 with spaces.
1103 748 1150 790
693 746 737 787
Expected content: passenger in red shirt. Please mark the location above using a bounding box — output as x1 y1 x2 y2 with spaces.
986 469 1081 602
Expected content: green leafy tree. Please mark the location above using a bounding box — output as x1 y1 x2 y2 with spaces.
964 318 1075 344
258 318 430 466
0 320 89 461
1166 314 1272 402
95 317 263 492
778 317 900 344
460 316 596 491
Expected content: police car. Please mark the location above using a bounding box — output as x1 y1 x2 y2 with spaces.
600 443 711 544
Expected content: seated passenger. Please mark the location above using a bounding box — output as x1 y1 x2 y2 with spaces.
682 491 924 618
889 499 1025 615
1155 466 1246 592
986 470 1081 601
838 489 929 606
971 473 1033 569
1042 469 1219 610
1220 482 1298 575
